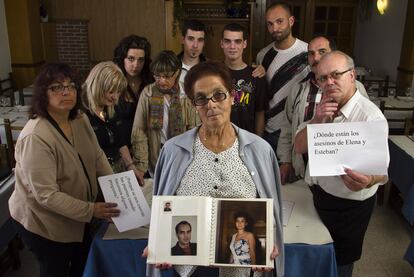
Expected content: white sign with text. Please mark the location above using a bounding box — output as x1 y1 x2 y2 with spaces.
307 120 389 176
98 170 151 232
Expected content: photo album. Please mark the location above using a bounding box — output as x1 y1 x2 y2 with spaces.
147 196 274 268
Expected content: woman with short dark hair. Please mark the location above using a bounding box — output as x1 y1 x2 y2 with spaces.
9 62 120 277
130 50 199 185
151 61 283 277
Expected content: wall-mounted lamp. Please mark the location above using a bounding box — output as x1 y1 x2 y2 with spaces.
377 0 388 15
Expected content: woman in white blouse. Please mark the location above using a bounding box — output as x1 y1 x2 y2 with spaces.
149 61 284 277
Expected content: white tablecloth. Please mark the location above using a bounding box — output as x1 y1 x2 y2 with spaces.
389 135 414 158
370 96 414 129
282 179 333 245
0 106 29 142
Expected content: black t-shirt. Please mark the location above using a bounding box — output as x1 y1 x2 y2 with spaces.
85 110 126 164
229 66 267 133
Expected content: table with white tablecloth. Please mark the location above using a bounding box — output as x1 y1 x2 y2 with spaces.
388 135 414 268
84 180 338 277
370 96 414 130
0 106 30 143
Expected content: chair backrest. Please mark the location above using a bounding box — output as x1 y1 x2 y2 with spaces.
0 73 16 106
362 75 389 97
404 118 414 135
17 85 34 106
379 100 414 123
0 118 15 167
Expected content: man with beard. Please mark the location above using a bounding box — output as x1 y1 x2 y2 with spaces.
256 1 309 154
276 35 368 184
177 19 207 96
221 23 267 135
294 51 388 277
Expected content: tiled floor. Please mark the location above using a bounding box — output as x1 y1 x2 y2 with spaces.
3 200 414 277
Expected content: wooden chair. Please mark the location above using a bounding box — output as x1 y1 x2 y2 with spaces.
0 73 15 107
404 118 414 135
379 100 414 124
17 85 34 106
1 118 15 167
361 75 389 97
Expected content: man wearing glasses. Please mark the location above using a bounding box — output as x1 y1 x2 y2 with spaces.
276 35 367 184
294 51 388 277
221 23 267 136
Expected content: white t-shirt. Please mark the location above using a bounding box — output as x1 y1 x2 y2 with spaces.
179 62 192 97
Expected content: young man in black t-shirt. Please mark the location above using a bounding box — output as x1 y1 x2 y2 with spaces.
221 23 268 135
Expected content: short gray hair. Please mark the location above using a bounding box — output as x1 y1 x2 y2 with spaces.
321 50 355 69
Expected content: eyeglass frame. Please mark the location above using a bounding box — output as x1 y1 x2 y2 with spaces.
316 68 354 84
47 82 77 94
193 90 230 106
153 70 178 81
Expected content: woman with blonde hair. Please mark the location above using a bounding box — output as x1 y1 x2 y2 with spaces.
82 61 135 173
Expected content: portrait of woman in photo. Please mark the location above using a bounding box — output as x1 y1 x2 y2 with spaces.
229 212 256 265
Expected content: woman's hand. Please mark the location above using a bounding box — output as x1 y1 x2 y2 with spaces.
141 247 172 270
252 245 279 272
130 166 145 186
93 202 120 220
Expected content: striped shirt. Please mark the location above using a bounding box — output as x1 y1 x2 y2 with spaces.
257 39 309 133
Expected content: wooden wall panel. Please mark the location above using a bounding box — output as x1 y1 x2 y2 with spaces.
46 0 166 61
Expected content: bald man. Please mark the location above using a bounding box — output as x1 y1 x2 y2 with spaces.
294 51 388 277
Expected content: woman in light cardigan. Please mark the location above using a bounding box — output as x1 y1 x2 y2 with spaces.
9 63 120 277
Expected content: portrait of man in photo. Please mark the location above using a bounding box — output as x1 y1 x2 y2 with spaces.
164 202 172 212
171 220 197 256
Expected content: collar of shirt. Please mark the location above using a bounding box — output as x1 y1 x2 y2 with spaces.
334 89 362 122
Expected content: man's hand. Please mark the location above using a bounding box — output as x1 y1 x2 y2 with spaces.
279 163 293 185
341 168 372 191
93 202 120 220
253 245 279 272
312 93 338 124
252 64 266 78
142 247 172 269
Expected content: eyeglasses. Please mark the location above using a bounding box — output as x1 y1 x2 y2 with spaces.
153 71 177 81
47 82 76 94
126 56 145 64
193 90 229 106
316 68 353 84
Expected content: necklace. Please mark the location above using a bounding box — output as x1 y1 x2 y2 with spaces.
95 110 106 121
199 127 236 152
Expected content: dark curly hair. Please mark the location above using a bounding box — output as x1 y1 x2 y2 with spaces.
30 63 81 120
234 211 254 232
113 35 154 92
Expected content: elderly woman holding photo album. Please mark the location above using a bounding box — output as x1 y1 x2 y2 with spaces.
148 61 284 277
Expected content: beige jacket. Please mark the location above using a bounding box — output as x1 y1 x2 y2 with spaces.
277 78 368 177
131 83 200 174
9 114 112 242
